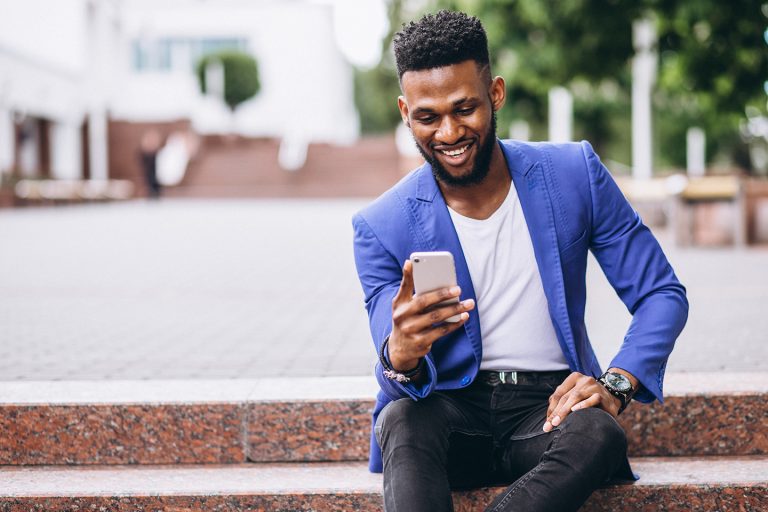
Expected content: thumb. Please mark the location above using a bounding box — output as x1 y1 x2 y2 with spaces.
393 259 414 304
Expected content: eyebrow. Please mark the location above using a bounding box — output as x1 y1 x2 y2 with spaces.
411 97 479 115
452 97 474 106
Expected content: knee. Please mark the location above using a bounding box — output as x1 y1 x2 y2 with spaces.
376 398 445 450
378 398 433 436
561 407 627 458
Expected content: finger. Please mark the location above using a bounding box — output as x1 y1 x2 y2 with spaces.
545 376 593 432
395 312 469 360
546 372 580 417
547 393 595 432
415 311 470 349
570 393 601 412
545 394 578 432
409 286 462 315
393 260 415 305
544 392 573 432
396 297 471 334
550 380 600 427
409 298 475 330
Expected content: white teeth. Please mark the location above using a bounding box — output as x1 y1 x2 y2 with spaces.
442 145 469 157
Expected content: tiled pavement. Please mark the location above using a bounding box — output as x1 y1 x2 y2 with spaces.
0 198 766 381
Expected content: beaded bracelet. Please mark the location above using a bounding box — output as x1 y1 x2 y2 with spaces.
379 336 424 383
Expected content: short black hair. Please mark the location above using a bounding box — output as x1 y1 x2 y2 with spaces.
393 10 490 79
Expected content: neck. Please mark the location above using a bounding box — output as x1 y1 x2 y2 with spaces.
440 142 511 220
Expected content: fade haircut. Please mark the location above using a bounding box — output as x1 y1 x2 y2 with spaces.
393 10 490 79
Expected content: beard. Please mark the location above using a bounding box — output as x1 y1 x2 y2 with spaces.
413 111 497 188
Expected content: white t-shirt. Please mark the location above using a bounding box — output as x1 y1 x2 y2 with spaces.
448 182 569 372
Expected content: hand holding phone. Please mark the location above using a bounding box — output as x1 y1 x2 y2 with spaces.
387 253 475 372
410 251 461 322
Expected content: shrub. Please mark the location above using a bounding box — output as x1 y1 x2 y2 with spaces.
196 51 260 111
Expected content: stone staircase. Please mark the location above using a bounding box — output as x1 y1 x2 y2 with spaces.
1 374 766 511
163 135 404 199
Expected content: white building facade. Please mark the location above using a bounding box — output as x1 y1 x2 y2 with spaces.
0 0 359 182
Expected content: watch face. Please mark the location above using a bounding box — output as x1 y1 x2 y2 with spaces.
605 373 632 393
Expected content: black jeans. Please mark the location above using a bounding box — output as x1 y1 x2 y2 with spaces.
375 372 632 512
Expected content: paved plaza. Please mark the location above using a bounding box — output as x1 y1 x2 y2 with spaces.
0 198 766 381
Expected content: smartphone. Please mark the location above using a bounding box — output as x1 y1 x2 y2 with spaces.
410 251 461 322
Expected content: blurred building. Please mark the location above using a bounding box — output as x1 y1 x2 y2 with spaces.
0 0 97 182
116 0 358 142
0 0 359 194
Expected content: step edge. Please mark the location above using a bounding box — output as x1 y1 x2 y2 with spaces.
1 373 765 405
2 457 768 498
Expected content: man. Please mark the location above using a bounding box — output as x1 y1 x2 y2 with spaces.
352 10 688 512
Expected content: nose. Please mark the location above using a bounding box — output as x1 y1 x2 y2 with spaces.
435 116 463 145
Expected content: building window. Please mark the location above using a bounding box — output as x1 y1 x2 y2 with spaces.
132 37 248 72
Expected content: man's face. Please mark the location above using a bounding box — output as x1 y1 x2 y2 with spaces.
398 60 505 187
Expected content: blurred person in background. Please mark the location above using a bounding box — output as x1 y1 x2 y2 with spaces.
352 10 688 512
139 129 164 198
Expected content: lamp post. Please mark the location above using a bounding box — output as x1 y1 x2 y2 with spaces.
631 18 657 181
548 86 573 143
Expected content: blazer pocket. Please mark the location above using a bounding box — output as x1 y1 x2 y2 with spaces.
560 229 588 263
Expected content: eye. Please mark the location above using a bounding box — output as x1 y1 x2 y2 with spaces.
416 115 437 124
456 107 476 116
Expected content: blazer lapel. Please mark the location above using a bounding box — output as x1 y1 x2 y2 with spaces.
406 167 483 367
502 142 578 367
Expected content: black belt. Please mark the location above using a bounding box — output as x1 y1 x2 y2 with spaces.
477 370 570 387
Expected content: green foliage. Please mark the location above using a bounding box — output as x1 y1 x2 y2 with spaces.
655 1 767 115
435 0 768 168
653 0 768 169
196 51 260 111
429 0 646 153
571 80 629 162
355 65 402 133
354 0 408 133
359 0 768 170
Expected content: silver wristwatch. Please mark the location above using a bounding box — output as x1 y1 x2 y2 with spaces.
597 371 635 414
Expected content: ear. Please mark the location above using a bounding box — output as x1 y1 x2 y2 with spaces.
489 76 506 112
397 96 410 126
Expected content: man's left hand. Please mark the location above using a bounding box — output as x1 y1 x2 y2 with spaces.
543 370 635 432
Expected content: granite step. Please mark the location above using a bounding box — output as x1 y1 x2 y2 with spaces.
1 374 766 465
1 457 767 511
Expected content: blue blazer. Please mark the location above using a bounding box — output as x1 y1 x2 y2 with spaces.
352 139 688 473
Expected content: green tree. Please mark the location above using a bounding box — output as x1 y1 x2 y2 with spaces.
354 0 408 133
196 51 261 111
363 0 768 169
355 61 402 133
652 0 768 169
428 0 647 153
435 0 768 168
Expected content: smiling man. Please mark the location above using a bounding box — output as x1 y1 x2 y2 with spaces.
352 10 688 512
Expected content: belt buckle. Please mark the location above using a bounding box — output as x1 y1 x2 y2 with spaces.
499 371 517 385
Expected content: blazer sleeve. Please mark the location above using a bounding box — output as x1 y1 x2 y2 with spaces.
352 212 438 401
581 141 689 403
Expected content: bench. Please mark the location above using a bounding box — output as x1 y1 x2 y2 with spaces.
13 179 135 204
